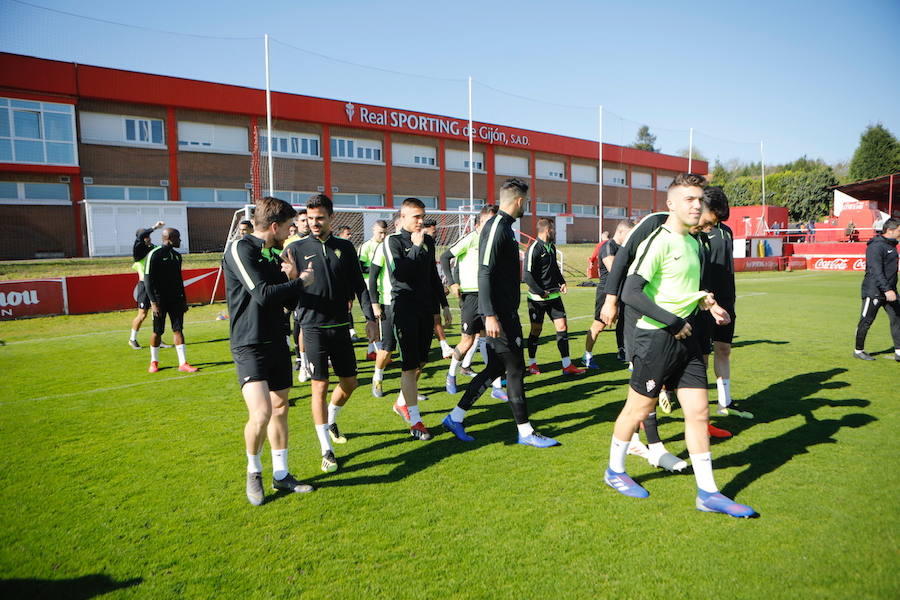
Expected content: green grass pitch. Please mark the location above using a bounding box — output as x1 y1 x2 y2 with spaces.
0 271 897 599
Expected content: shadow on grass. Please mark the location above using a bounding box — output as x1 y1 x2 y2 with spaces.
730 338 789 349
0 574 142 599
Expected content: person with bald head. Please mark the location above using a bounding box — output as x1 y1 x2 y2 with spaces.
144 227 198 373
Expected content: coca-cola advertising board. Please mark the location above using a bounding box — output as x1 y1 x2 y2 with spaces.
807 257 866 271
0 279 66 320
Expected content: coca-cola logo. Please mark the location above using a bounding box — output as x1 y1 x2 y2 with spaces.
813 258 848 270
0 290 39 307
853 258 866 270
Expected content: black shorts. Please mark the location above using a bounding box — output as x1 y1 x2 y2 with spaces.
527 297 566 323
233 341 292 391
134 282 150 310
487 314 524 355
152 301 185 335
713 303 736 344
303 325 358 381
629 326 707 398
459 293 483 336
378 305 396 352
393 301 433 371
594 286 607 321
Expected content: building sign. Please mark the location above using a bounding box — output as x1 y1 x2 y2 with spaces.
346 102 531 147
0 279 66 320
808 257 866 271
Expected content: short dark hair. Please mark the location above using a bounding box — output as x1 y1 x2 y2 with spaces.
668 173 708 191
253 196 296 229
239 219 252 228
423 218 437 228
296 207 307 215
337 225 352 234
536 217 552 232
374 219 388 229
882 218 900 233
702 186 730 221
307 193 334 216
480 204 499 218
500 177 529 197
401 197 425 210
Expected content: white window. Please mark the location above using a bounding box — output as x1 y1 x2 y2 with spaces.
631 208 651 219
333 193 384 207
260 131 320 158
80 112 165 148
446 198 484 210
393 143 437 168
445 149 485 172
603 168 626 186
0 98 77 165
181 188 249 204
572 204 599 216
657 175 674 191
178 122 249 154
536 159 566 180
331 137 382 162
0 181 70 205
632 172 652 189
274 191 317 205
495 154 529 176
393 195 437 209
572 164 598 183
535 202 565 215
603 206 627 218
84 185 167 201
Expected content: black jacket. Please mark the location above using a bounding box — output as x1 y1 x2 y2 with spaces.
605 212 668 296
478 210 521 319
704 222 736 305
133 228 154 262
144 244 185 305
285 233 374 326
523 238 565 300
385 229 443 313
223 235 309 348
861 234 899 299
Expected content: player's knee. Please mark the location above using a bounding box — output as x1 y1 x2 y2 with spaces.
248 407 272 428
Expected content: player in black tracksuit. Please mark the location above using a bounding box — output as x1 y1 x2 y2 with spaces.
284 194 376 473
854 218 900 361
384 198 445 441
441 178 559 447
224 196 316 505
128 220 164 349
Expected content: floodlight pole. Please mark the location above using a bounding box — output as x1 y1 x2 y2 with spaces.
468 76 474 206
688 127 693 173
760 140 766 208
598 105 603 241
264 34 274 197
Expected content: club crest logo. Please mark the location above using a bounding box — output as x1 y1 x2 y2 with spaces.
345 102 355 122
646 379 656 393
335 249 342 259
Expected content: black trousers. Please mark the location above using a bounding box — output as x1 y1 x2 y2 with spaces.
855 296 900 351
457 336 529 425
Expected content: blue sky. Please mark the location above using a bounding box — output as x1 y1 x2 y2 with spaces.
1 0 898 166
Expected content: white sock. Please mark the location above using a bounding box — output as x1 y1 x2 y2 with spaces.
175 344 187 365
690 452 718 493
609 436 629 473
895 349 900 357
271 448 288 480
717 377 731 408
130 329 138 342
373 367 384 383
150 345 160 362
583 350 591 361
561 356 572 368
315 424 332 454
301 351 309 369
349 328 358 337
374 341 383 351
492 377 503 389
408 404 421 424
450 406 467 423
440 339 452 354
449 356 460 376
396 392 406 406
247 452 262 474
528 357 537 366
367 342 375 353
648 442 665 455
516 421 535 438
327 403 341 425
478 337 488 364
463 342 478 367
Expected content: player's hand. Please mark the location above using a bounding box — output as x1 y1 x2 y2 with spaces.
372 303 382 320
365 319 380 343
710 303 731 326
281 249 297 279
443 306 452 326
485 315 501 338
699 292 716 311
449 283 460 298
150 301 160 317
298 261 315 286
411 230 425 247
886 290 898 302
674 322 692 340
153 221 165 230
600 296 618 326
561 283 568 294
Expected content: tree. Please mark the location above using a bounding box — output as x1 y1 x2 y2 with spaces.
848 123 900 182
630 125 658 152
676 147 708 162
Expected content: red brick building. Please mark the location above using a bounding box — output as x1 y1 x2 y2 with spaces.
0 52 706 259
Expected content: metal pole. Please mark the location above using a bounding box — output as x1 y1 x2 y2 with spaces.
264 34 274 197
760 140 766 207
598 105 603 241
889 173 894 218
468 76 474 206
688 127 693 173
